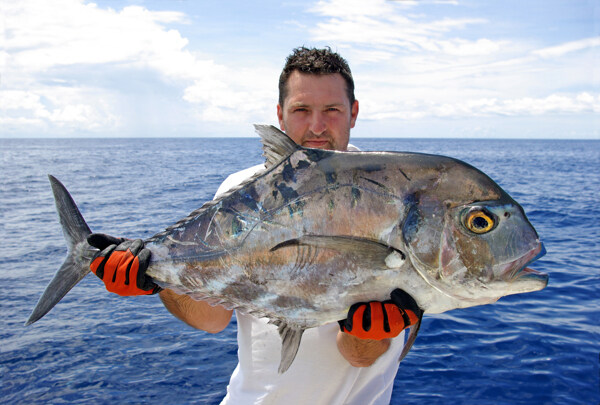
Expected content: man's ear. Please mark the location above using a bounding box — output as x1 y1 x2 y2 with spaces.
350 100 359 128
277 104 285 131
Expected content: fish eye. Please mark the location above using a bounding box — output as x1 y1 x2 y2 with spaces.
464 209 495 234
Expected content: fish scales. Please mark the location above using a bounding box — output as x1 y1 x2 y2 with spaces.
147 152 413 321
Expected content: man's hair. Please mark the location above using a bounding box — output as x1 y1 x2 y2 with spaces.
278 46 355 107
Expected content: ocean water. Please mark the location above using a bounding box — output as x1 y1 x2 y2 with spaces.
1 137 598 404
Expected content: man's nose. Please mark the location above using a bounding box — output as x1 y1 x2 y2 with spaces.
309 112 327 135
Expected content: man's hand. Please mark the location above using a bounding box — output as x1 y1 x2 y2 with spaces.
339 289 421 340
88 233 161 296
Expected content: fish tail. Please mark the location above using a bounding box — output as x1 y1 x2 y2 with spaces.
25 175 93 326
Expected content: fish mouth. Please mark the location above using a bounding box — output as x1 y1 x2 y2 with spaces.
502 242 548 283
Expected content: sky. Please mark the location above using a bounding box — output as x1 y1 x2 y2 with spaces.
0 0 598 139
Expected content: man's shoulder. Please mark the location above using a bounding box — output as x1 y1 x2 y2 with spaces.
214 164 265 198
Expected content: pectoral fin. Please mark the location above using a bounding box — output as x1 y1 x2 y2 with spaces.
270 235 406 269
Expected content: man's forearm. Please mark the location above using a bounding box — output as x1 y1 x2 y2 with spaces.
159 288 233 333
336 331 391 367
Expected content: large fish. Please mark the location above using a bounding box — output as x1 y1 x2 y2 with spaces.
27 125 548 373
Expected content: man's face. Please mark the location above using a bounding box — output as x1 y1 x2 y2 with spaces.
277 71 359 152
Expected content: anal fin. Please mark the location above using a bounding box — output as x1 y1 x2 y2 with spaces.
276 322 305 374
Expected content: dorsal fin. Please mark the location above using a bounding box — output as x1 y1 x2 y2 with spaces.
254 124 300 168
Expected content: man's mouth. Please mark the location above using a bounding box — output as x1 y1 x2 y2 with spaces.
303 139 330 149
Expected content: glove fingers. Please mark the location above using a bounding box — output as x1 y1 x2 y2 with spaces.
383 303 406 335
390 288 420 314
346 305 372 339
341 294 419 341
361 302 393 340
90 244 118 279
110 240 141 289
126 239 144 256
123 256 140 294
104 249 132 286
88 237 159 296
106 251 144 296
87 233 125 250
368 302 384 333
108 245 157 295
135 249 154 290
404 308 420 326
341 302 366 333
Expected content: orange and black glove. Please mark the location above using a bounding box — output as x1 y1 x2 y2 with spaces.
339 289 422 340
88 233 161 296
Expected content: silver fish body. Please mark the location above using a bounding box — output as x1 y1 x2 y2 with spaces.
27 125 548 373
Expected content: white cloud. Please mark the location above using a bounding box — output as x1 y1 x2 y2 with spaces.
309 0 492 59
532 37 600 59
182 66 277 123
360 92 600 120
0 0 596 138
0 87 120 132
0 0 277 135
4 1 189 72
308 0 598 124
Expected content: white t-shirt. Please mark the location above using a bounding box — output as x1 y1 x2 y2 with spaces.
214 147 405 405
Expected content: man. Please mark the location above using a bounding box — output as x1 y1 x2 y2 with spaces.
88 47 420 404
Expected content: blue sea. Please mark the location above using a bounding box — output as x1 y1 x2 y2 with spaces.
1 137 598 404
